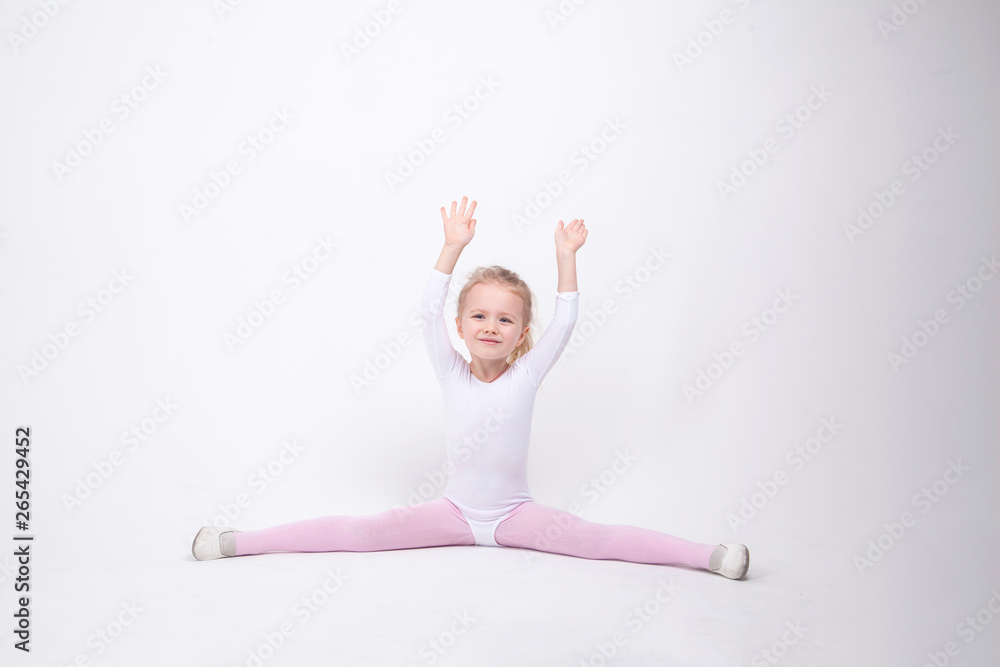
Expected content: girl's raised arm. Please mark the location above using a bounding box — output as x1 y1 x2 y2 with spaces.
434 196 477 275
554 218 587 292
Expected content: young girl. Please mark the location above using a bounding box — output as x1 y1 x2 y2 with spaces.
192 196 750 580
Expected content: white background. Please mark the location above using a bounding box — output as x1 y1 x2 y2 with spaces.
1 0 998 665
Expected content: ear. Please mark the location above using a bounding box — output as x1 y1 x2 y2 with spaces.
455 316 463 338
517 326 529 346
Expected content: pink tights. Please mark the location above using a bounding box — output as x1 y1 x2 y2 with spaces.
232 498 717 570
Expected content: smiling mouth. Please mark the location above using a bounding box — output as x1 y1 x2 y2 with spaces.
479 339 500 344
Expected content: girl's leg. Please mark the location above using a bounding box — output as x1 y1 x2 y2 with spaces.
232 498 476 556
494 501 717 569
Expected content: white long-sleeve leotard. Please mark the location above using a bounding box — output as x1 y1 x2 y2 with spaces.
420 267 580 545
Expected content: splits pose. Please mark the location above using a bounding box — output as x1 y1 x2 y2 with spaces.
192 196 750 580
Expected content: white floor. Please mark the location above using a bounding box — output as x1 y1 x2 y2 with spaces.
33 524 847 666
17 472 998 666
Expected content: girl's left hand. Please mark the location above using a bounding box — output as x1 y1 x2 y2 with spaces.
555 219 587 253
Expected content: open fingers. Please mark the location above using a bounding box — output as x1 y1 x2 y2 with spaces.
443 197 475 226
446 196 475 220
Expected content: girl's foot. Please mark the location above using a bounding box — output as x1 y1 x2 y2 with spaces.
708 544 749 579
192 526 236 560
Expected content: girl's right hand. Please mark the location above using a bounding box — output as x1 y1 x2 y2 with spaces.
440 196 477 247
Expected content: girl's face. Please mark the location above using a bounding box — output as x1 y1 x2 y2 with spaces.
456 282 528 363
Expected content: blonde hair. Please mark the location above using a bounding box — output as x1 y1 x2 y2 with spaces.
456 265 536 365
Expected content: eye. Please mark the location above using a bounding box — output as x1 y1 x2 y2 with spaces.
472 314 513 323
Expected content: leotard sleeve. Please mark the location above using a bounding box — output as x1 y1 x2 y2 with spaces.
521 289 579 387
420 267 464 380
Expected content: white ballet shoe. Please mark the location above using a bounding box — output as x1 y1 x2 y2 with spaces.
708 543 749 580
192 526 236 560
